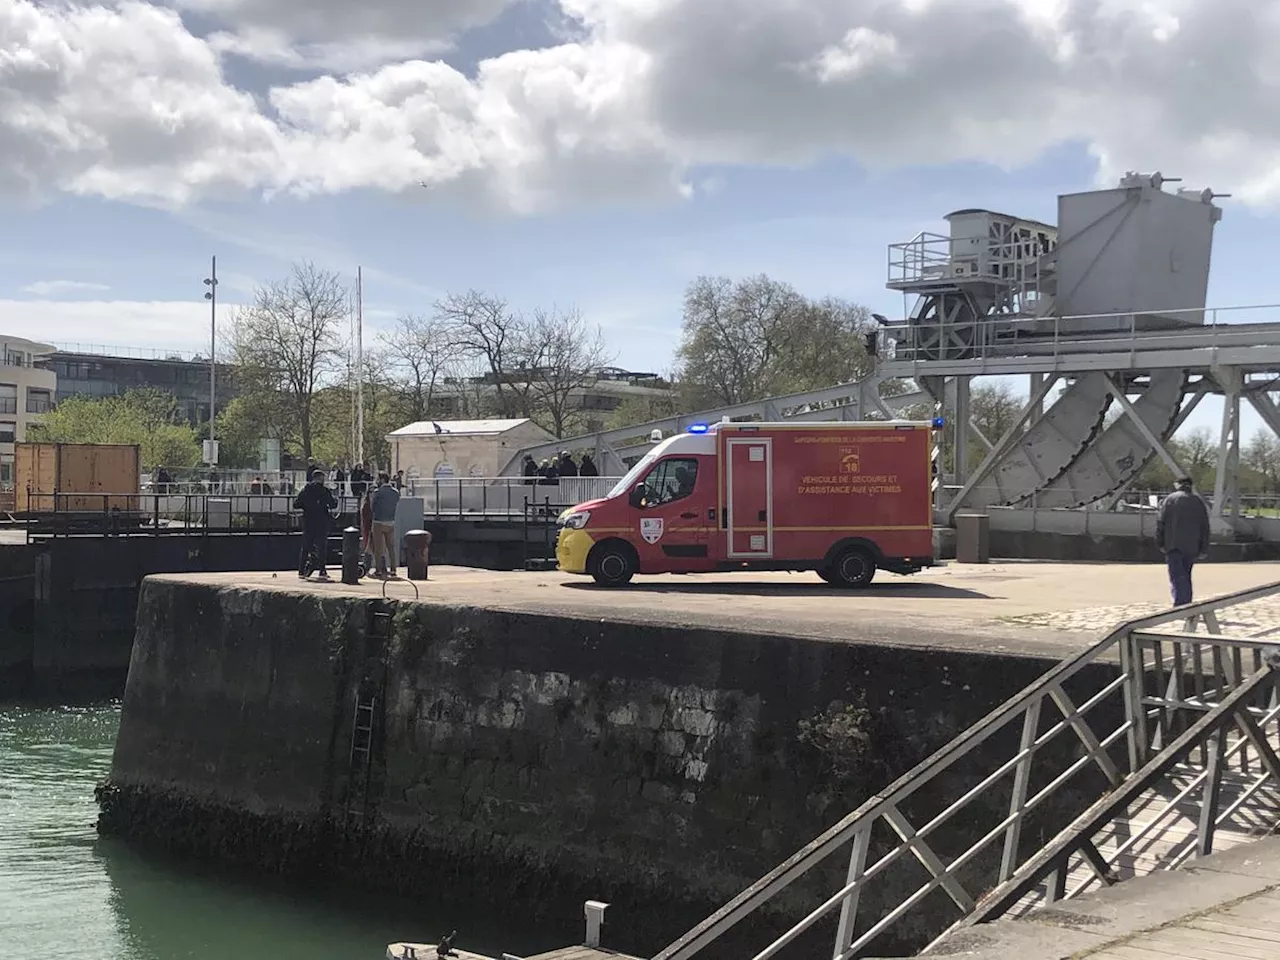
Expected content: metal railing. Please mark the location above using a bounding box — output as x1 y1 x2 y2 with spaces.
18 492 319 539
959 655 1280 936
407 476 619 518
654 581 1280 960
884 302 1280 366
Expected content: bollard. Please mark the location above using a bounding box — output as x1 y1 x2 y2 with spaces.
341 526 361 584
404 529 432 581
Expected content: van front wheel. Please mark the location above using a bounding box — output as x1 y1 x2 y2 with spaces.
830 547 876 588
590 544 636 587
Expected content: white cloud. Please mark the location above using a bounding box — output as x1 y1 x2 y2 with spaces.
20 280 112 296
0 299 239 353
170 0 512 69
3 0 1280 212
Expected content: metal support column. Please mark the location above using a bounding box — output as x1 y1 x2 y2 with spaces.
1212 366 1242 521
954 376 971 484
1029 372 1045 424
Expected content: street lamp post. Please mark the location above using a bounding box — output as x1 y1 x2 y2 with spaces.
203 257 218 463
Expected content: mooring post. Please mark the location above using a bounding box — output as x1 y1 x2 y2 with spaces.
404 529 431 581
341 526 361 584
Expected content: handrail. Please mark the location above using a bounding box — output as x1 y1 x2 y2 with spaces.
959 662 1280 929
653 580 1280 960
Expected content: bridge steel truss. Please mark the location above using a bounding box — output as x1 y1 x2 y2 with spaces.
879 310 1280 532
502 380 929 477
508 309 1280 541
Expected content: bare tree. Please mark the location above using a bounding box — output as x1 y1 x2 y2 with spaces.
525 307 615 438
434 290 533 418
381 314 461 422
231 262 348 461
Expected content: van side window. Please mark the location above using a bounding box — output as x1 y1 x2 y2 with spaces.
642 458 699 506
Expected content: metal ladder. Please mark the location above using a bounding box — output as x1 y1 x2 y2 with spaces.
343 603 393 826
344 688 377 825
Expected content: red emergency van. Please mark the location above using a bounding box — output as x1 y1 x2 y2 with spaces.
555 420 938 587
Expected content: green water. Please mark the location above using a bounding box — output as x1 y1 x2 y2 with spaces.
0 703 538 960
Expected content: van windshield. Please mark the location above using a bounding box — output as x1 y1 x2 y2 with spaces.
607 453 656 499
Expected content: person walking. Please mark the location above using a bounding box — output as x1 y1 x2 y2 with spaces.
370 472 401 578
1156 476 1211 607
294 469 338 581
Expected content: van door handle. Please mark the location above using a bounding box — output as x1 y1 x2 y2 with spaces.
680 511 697 519
758 510 768 522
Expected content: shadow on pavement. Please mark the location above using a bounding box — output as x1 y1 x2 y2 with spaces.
559 580 993 600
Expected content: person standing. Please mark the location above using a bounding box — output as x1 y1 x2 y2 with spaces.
351 463 370 499
522 454 538 485
1156 476 1211 607
359 487 374 576
558 451 578 478
370 472 402 578
578 454 598 477
294 469 338 581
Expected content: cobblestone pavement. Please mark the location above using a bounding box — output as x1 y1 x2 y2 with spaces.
1005 595 1280 638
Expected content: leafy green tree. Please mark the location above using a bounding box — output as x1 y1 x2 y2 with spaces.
676 275 873 406
29 390 201 469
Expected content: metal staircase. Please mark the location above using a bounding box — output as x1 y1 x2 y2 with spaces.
652 582 1280 960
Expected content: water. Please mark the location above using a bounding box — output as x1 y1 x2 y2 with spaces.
0 703 537 960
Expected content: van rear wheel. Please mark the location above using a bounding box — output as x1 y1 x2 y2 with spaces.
830 547 876 588
590 543 636 587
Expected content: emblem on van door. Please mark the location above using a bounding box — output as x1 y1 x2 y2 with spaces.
841 452 861 474
641 517 664 543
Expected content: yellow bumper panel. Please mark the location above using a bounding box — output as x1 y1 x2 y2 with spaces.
556 528 596 574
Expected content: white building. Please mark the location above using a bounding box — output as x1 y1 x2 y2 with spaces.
387 418 556 481
0 336 57 490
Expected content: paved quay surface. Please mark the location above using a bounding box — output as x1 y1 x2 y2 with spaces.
152 560 1280 661
923 836 1280 959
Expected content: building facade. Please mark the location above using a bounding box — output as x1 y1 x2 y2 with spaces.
49 348 235 427
387 418 556 481
0 336 58 490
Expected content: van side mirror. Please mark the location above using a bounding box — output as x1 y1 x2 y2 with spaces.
628 483 645 508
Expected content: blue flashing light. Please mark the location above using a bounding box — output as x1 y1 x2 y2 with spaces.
932 416 947 429
687 423 710 434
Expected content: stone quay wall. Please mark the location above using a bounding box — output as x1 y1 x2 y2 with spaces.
99 577 1118 957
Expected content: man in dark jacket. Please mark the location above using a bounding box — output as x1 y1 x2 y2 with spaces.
578 454 598 477
1156 477 1211 606
294 469 339 580
522 454 538 485
558 451 578 478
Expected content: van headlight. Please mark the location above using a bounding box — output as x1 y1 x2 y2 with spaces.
559 510 591 530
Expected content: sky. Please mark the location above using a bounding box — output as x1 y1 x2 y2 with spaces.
3 0 1280 439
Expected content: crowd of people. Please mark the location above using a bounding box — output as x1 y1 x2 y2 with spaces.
520 450 599 484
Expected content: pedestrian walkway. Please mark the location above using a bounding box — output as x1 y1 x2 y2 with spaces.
921 835 1280 959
